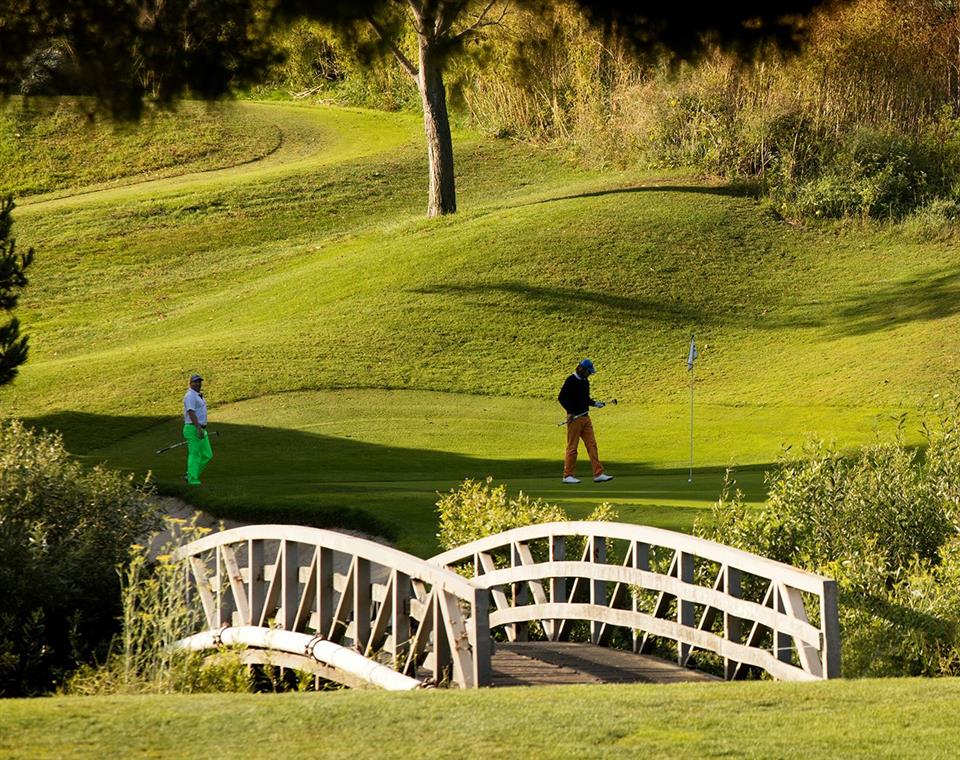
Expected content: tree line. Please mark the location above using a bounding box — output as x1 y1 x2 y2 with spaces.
266 0 960 223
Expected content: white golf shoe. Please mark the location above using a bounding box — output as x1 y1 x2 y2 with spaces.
562 476 581 484
593 474 614 482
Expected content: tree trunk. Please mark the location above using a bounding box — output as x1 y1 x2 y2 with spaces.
418 43 456 217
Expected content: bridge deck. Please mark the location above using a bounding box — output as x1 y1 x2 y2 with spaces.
489 642 720 687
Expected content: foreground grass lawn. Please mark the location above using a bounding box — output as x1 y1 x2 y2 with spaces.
1 679 958 758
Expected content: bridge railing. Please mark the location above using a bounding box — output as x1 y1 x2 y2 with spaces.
429 521 840 682
173 525 491 688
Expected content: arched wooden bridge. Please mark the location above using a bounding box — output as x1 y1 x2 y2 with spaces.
173 522 840 689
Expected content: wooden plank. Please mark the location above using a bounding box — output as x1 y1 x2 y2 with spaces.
219 544 249 626
366 571 395 657
428 521 833 594
490 642 718 686
781 583 823 678
473 560 821 647
548 535 566 642
641 552 677 654
248 539 265 627
478 551 513 642
316 546 334 637
354 557 372 650
293 549 318 633
591 536 607 645
403 594 435 679
511 543 529 643
281 540 299 631
678 552 695 663
178 524 480 600
821 580 842 678
392 571 411 671
257 543 284 628
724 566 742 680
328 557 355 644
189 556 217 629
437 589 473 688
487 602 818 681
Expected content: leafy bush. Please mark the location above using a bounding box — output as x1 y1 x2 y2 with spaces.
696 407 960 677
0 420 160 695
771 128 960 220
437 477 567 551
437 476 616 550
68 518 252 695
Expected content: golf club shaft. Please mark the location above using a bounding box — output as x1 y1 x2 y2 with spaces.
557 400 617 426
156 429 219 454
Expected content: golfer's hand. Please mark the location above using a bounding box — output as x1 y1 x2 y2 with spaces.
196 426 205 439
595 401 605 409
566 414 574 423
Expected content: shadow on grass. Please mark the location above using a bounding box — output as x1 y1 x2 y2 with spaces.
522 183 761 209
412 280 828 332
832 266 960 337
21 411 768 555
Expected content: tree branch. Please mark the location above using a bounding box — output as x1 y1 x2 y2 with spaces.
367 15 418 81
451 0 508 45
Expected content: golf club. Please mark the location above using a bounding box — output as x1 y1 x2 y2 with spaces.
557 399 618 426
156 430 219 454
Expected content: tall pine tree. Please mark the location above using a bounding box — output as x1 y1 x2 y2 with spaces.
0 196 33 386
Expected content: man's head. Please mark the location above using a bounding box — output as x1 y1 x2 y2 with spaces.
577 359 596 378
189 373 203 391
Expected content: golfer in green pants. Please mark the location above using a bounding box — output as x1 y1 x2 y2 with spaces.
183 373 212 485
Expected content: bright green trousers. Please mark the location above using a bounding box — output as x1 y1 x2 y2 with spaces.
183 424 213 485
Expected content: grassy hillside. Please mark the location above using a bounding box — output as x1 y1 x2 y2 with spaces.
2 679 959 758
0 99 281 197
1 100 956 554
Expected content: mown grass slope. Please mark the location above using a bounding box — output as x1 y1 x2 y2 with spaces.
1 679 959 758
2 100 957 554
0 99 281 197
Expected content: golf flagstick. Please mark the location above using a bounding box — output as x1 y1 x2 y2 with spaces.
687 335 698 483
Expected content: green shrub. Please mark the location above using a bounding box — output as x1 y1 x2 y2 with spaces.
68 518 253 695
771 128 960 220
437 476 616 551
696 406 960 677
0 420 159 695
437 477 568 551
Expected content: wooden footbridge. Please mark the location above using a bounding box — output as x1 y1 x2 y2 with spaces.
174 522 840 689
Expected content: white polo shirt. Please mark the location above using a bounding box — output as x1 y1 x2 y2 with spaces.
183 388 208 426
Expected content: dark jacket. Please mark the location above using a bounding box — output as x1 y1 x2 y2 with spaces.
558 373 594 416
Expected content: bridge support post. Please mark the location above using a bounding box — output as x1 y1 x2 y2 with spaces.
591 536 607 644
471 587 492 686
511 543 528 642
678 552 695 664
775 584 793 667
632 541 649 653
248 539 265 626
724 566 742 679
821 580 841 678
550 536 566 643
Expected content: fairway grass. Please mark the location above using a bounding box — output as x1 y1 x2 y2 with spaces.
2 100 957 554
2 678 959 758
81 389 903 555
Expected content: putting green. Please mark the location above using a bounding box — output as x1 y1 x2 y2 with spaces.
84 389 907 555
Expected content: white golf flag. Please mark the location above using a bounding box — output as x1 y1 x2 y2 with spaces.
687 336 698 371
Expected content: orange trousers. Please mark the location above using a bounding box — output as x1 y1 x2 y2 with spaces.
564 415 604 478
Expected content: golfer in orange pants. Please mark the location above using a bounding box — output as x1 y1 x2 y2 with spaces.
557 358 613 484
